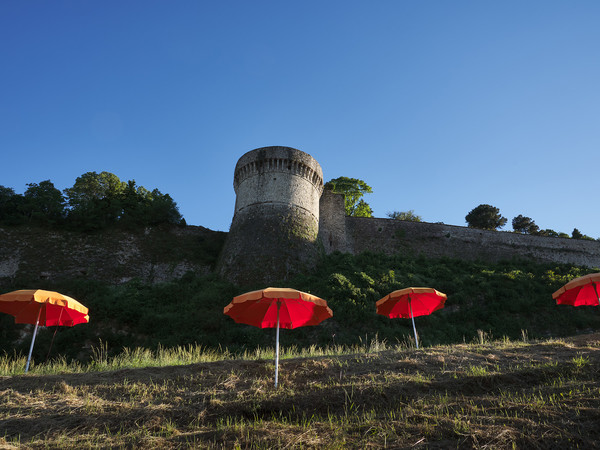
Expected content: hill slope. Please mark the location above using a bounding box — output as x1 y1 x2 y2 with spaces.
2 251 600 363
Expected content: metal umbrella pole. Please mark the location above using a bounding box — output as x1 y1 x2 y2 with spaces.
274 300 281 388
409 296 419 349
25 305 43 373
593 282 600 306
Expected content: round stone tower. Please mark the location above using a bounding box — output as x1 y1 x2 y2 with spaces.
217 146 324 285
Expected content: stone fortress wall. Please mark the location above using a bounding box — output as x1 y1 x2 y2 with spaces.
341 213 600 268
317 158 600 269
223 146 600 283
2 146 598 286
232 147 323 223
224 146 600 285
217 146 324 285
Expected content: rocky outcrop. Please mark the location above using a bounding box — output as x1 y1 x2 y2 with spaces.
0 225 225 285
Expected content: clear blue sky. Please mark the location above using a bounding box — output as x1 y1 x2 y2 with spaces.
2 1 599 236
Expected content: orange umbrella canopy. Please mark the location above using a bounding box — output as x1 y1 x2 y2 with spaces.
0 289 89 326
376 287 447 319
224 287 332 329
376 287 446 350
552 273 600 306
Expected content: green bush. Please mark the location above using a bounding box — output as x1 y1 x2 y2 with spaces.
1 252 599 364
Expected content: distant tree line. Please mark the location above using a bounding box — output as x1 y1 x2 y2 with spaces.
465 204 596 241
0 171 185 231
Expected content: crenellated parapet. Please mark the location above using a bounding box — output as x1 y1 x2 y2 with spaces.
231 147 323 220
218 146 324 285
233 151 323 194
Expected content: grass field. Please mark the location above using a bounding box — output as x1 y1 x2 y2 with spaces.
2 248 600 447
2 333 599 448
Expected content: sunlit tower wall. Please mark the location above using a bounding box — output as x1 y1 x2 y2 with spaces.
217 146 324 285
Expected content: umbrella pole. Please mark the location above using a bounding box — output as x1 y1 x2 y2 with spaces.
25 306 42 373
275 301 281 388
594 282 600 306
409 297 419 349
45 307 64 363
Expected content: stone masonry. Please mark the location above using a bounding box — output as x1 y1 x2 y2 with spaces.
219 146 600 285
3 147 598 287
217 146 324 285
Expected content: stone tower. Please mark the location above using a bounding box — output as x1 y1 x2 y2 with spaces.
217 146 324 285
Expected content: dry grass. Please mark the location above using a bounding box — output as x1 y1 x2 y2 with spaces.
1 334 600 448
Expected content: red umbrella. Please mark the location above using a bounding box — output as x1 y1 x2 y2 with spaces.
0 289 89 372
224 287 333 387
376 287 447 349
552 273 600 306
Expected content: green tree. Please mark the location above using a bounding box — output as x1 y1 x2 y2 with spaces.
64 171 127 230
118 180 151 228
353 199 373 218
22 180 66 226
118 182 184 228
512 215 539 234
145 189 184 226
64 172 185 230
64 171 126 210
324 177 373 217
465 204 507 230
537 229 559 237
0 186 25 225
387 210 422 222
571 228 594 241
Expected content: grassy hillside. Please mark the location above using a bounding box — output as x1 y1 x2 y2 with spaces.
1 335 599 448
1 251 599 364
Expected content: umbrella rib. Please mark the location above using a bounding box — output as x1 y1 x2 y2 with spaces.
287 298 311 328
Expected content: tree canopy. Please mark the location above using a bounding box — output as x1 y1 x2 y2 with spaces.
465 204 507 230
0 186 25 225
512 215 539 235
0 172 184 231
324 177 373 217
537 229 559 238
571 228 595 241
64 171 125 209
387 210 422 222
